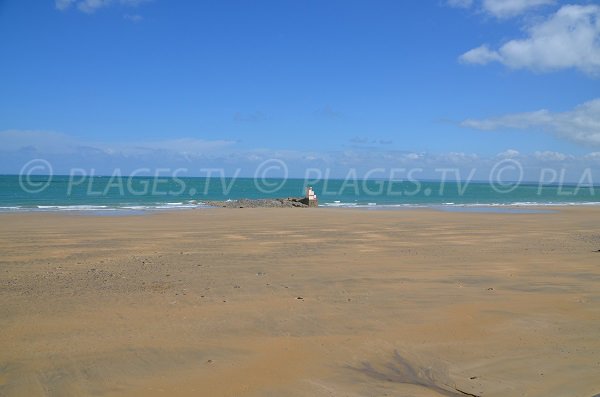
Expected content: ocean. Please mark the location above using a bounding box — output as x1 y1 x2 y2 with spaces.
0 174 598 212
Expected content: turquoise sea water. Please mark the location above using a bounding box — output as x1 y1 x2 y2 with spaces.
0 175 598 212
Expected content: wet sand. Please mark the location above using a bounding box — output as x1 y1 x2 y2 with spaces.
1 207 599 396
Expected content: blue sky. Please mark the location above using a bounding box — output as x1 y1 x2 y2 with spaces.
1 0 599 179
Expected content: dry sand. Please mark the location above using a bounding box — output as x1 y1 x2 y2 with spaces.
0 207 599 396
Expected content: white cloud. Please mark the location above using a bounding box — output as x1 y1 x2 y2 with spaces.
447 0 474 9
482 0 555 18
77 0 110 13
441 152 480 163
120 0 150 5
462 109 551 130
55 0 150 14
585 152 600 161
460 45 502 64
448 0 554 18
55 0 76 11
460 4 600 75
497 149 520 158
460 98 600 147
534 150 571 161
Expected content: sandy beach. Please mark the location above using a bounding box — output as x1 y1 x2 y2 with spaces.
1 207 599 397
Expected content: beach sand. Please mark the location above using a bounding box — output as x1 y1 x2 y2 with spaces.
1 207 599 396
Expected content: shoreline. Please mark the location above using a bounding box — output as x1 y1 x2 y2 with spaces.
1 200 600 215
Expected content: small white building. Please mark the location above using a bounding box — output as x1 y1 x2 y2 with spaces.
306 186 318 207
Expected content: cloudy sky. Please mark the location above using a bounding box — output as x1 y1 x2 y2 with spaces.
1 0 599 179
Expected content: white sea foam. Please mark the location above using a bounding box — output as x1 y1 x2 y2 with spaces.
0 206 23 211
1 200 599 213
0 203 212 213
37 205 110 211
322 202 358 207
321 201 600 209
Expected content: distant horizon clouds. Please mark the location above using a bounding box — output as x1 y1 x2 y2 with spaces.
1 129 598 181
460 98 600 147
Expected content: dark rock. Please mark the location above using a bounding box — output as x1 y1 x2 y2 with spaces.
202 197 310 208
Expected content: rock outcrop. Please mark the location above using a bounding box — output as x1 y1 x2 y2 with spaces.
202 197 310 208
